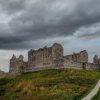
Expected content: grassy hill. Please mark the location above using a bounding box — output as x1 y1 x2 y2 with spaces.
0 69 100 100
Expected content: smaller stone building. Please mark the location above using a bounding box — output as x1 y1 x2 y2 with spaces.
64 50 88 63
93 55 99 64
93 55 100 70
9 54 28 73
64 50 88 68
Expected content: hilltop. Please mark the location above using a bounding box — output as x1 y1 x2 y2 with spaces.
0 70 5 76
0 69 100 100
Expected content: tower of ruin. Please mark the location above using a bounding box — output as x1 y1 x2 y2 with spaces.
93 55 98 64
9 54 27 73
28 43 63 68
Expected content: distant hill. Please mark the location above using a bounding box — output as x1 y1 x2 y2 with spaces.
0 69 100 100
0 70 5 75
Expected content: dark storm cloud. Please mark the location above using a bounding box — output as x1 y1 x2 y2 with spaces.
0 0 26 14
0 0 100 49
74 23 100 39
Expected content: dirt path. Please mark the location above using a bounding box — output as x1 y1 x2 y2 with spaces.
82 79 100 100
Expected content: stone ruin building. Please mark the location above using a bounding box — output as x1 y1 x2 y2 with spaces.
10 43 63 73
64 50 88 69
28 43 63 68
9 43 100 73
10 55 28 73
93 55 100 70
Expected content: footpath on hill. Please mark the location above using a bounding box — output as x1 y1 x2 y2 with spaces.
82 79 100 100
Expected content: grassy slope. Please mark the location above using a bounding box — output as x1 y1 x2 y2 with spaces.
0 69 100 100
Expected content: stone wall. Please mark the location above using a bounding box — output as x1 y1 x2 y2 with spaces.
86 63 98 70
28 47 53 68
64 59 83 69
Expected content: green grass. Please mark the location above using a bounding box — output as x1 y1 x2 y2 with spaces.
0 68 100 100
91 89 100 100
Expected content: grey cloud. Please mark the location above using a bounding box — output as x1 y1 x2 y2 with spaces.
80 33 100 39
0 0 26 14
74 23 100 39
0 0 100 49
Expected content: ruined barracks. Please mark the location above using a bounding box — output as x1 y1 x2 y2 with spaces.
9 43 99 73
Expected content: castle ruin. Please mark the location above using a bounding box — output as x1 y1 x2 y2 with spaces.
9 43 100 73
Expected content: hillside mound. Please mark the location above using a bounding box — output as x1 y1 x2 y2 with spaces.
0 69 100 100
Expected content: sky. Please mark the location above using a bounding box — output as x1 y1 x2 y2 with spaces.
0 0 100 72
